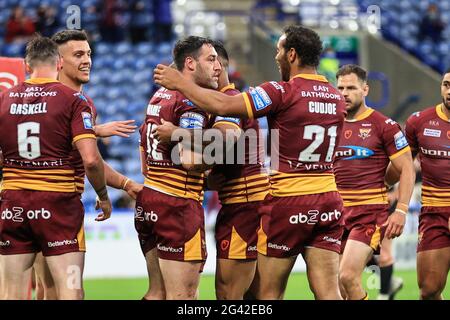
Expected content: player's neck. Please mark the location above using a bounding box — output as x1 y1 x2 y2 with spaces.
346 104 368 121
58 73 82 92
30 68 58 81
441 103 450 120
290 65 317 79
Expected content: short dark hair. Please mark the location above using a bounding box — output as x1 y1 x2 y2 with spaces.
25 36 59 67
336 64 368 82
283 25 323 68
213 40 229 68
173 36 215 71
51 29 88 45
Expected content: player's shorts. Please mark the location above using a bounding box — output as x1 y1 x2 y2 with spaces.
340 204 389 254
257 192 344 258
215 202 260 260
417 206 450 252
135 187 207 262
0 190 85 256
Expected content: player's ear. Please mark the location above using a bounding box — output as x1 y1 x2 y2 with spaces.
288 48 297 64
57 56 63 71
25 62 33 75
185 56 196 72
363 83 369 97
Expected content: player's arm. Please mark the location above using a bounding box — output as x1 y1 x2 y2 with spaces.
103 161 143 200
94 120 137 138
383 150 416 239
74 137 112 221
154 64 248 118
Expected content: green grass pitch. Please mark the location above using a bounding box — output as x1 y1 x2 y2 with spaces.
83 270 450 300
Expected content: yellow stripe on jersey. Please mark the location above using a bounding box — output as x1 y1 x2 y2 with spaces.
73 134 96 143
2 180 76 192
389 146 411 160
218 173 270 204
292 74 328 82
1 168 77 192
421 185 450 206
144 177 203 202
369 226 381 251
269 171 337 197
25 78 59 84
212 121 241 130
338 188 388 207
242 93 254 119
220 83 236 92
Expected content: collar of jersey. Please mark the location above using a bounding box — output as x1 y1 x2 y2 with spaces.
436 104 450 122
25 78 59 84
346 107 374 122
292 74 328 82
220 83 236 92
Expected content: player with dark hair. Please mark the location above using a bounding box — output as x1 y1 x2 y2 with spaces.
137 36 221 299
154 25 346 300
0 36 111 299
334 64 415 300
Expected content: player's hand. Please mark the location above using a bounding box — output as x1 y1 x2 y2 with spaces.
94 120 137 138
383 211 406 239
95 197 112 221
207 171 227 191
124 180 143 200
152 119 178 144
153 64 183 90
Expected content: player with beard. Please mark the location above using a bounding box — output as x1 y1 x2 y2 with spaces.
136 36 221 299
333 64 415 300
396 69 450 299
154 25 346 300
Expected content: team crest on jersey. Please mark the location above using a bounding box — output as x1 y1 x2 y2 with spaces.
221 240 230 251
358 128 371 140
447 130 450 139
344 130 352 139
82 112 93 129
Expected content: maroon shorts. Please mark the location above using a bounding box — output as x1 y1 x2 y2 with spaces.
215 202 260 260
0 190 85 256
257 192 344 258
340 204 389 254
135 187 207 262
417 206 450 252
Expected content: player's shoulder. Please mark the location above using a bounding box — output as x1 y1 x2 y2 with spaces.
368 109 400 129
406 106 437 126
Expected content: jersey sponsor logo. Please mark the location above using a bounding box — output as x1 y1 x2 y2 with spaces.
289 209 341 225
135 206 159 222
48 239 78 248
308 101 336 115
215 116 240 125
344 130 352 139
267 242 290 252
420 146 450 157
249 86 272 111
361 123 372 127
74 92 88 102
0 240 11 247
336 146 374 160
322 236 341 245
157 244 183 253
182 99 195 107
154 88 172 100
146 104 162 116
358 128 371 140
394 131 408 150
82 112 93 129
221 240 230 251
413 111 420 117
385 118 397 125
269 81 285 93
429 120 439 126
423 128 441 138
180 112 205 129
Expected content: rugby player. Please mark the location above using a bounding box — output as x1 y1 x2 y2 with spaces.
154 25 346 300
